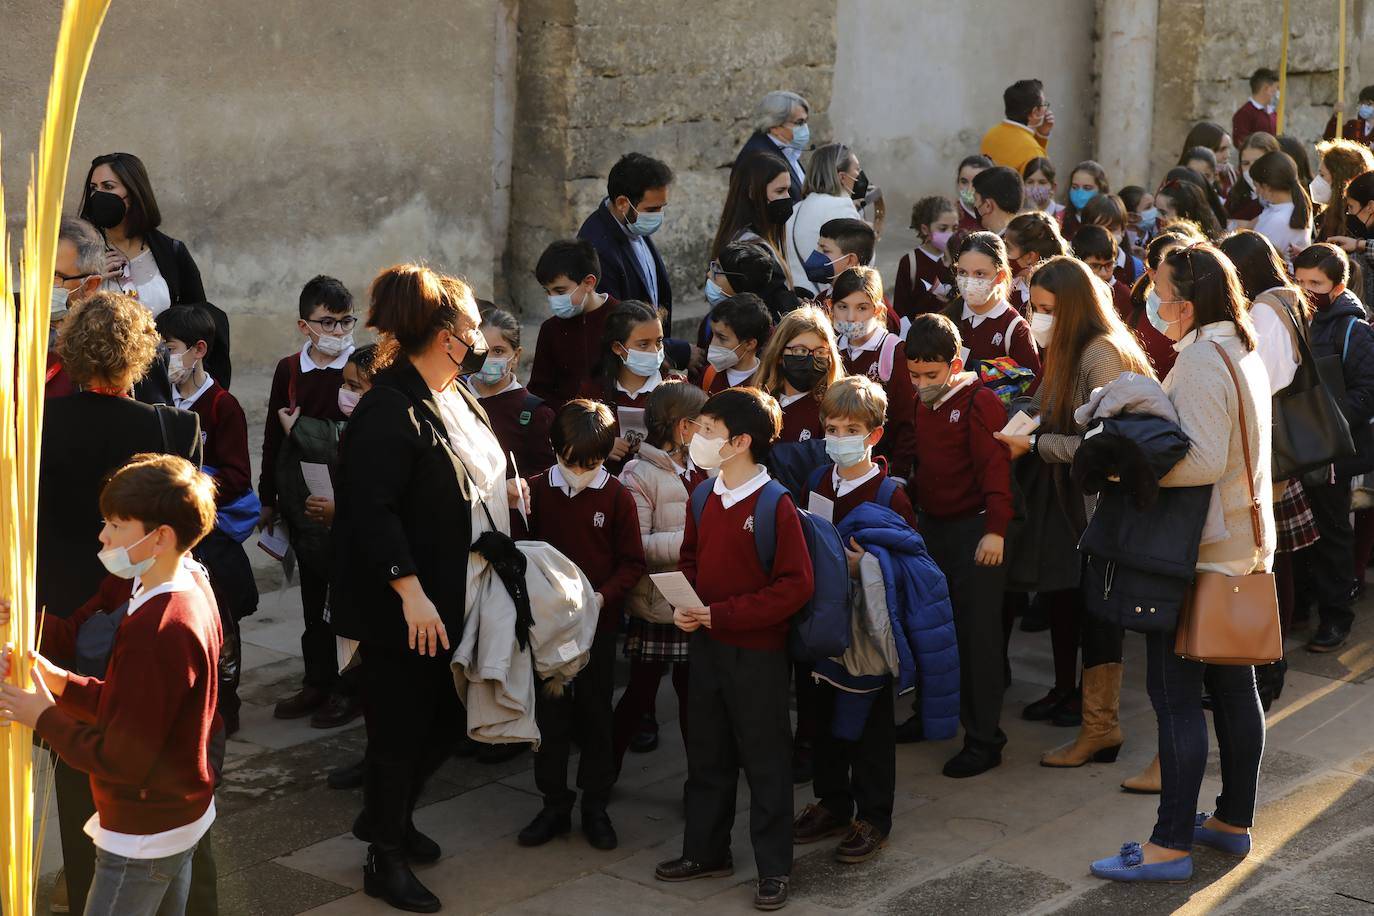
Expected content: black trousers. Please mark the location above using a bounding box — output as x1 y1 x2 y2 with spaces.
533 629 617 813
361 642 459 849
682 632 794 878
812 681 895 836
1303 478 1357 629
299 562 338 690
920 513 1007 751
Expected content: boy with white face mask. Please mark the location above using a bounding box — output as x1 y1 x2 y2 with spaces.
704 292 773 393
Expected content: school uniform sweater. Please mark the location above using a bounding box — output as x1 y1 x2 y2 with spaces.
527 296 617 410
1323 114 1374 149
526 470 646 631
1232 100 1277 148
706 362 760 394
478 384 556 477
806 464 919 530
841 333 917 479
894 247 955 319
36 578 221 837
957 202 983 233
183 379 251 504
955 301 1042 377
678 482 814 651
911 375 1013 537
778 392 824 442
260 349 348 507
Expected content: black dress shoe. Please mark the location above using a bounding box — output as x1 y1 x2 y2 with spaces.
353 812 442 864
311 692 363 729
754 876 789 911
476 742 529 765
1051 692 1082 727
517 808 571 847
894 714 925 744
327 756 368 790
274 686 328 720
654 855 734 882
582 809 618 850
1307 621 1352 653
942 743 1002 779
363 847 441 913
629 715 660 753
1022 687 1070 722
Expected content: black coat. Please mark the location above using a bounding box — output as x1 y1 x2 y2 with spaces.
36 394 203 618
736 131 803 202
146 229 232 388
1310 291 1374 475
329 360 489 646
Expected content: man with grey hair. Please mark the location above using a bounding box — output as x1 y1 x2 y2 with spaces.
734 90 810 203
52 214 108 328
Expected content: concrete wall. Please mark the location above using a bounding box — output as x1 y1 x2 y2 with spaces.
1 0 504 370
830 0 1098 284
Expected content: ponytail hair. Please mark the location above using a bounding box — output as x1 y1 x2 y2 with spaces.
367 264 476 369
1250 150 1312 231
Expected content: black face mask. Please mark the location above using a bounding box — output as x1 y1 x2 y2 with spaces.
84 190 127 229
449 334 489 376
766 196 795 226
780 353 827 392
849 170 871 202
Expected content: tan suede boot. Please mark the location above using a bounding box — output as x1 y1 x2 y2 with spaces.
1121 753 1162 794
1040 662 1124 767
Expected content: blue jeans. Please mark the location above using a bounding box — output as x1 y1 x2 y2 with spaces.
84 843 197 916
1146 631 1265 850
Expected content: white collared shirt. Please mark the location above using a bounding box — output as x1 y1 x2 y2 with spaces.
933 372 978 410
841 328 885 360
1000 118 1037 136
832 463 880 499
549 463 610 498
172 373 215 411
778 391 808 408
128 562 197 616
713 463 770 509
298 340 352 373
960 299 1011 329
615 369 663 399
470 376 522 398
725 362 759 387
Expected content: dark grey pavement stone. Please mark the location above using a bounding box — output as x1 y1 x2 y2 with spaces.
1285 607 1374 684
219 730 366 817
238 656 310 704
1255 774 1374 867
876 858 1070 915
1049 856 1280 915
215 786 366 875
1292 827 1374 903
217 859 352 915
789 845 924 910
1223 883 1374 915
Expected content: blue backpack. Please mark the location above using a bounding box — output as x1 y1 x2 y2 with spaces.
691 478 851 661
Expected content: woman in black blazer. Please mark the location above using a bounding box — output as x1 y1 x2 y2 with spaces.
331 264 516 913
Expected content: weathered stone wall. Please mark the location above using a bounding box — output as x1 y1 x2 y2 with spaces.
2 0 508 370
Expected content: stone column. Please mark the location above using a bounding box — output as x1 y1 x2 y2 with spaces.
1096 0 1160 186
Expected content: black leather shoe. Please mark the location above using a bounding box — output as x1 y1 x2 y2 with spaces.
517 808 571 847
894 714 925 744
654 855 734 882
1051 692 1082 727
353 812 442 864
1022 687 1070 722
942 743 1002 779
363 847 441 913
274 686 328 719
629 716 660 753
582 809 618 850
1307 621 1351 653
311 692 363 729
754 876 789 911
476 742 529 765
327 756 367 790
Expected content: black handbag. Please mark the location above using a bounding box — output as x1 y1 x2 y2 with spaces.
1272 298 1356 480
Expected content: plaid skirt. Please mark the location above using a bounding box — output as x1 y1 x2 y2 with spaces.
623 617 690 664
1276 478 1319 554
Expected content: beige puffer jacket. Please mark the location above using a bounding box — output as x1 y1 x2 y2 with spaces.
620 444 692 625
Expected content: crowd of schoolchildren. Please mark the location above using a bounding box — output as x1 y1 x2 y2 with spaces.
9 68 1374 915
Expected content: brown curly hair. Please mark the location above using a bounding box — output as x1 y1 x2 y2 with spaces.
56 291 159 388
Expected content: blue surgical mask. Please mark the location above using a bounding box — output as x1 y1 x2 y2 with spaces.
473 355 509 386
1137 207 1159 232
705 276 729 307
803 249 844 284
1360 102 1374 121
1069 187 1098 210
788 123 811 151
824 433 870 468
620 345 664 377
1146 289 1177 335
627 203 664 237
97 530 158 580
549 290 583 319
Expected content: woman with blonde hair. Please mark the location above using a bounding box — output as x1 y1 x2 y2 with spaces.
1312 137 1374 242
756 304 844 443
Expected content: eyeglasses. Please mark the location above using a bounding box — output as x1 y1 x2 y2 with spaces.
54 271 93 283
304 315 357 333
782 345 831 360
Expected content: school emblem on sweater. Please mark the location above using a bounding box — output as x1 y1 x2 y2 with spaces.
799 429 812 441
744 515 755 532
866 363 881 381
992 331 1004 346
593 511 606 528
950 409 961 423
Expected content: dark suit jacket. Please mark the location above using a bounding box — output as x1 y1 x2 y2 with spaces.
330 360 488 646
37 394 203 618
736 131 802 202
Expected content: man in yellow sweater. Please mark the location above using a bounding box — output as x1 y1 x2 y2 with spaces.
980 79 1054 173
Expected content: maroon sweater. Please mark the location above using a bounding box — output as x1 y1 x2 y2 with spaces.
911 377 1013 536
894 247 955 319
842 334 917 479
188 381 251 505
1232 101 1277 148
37 573 221 836
478 385 556 478
527 296 617 410
706 363 760 394
259 350 347 507
957 202 983 232
804 465 919 530
1324 114 1374 149
679 482 814 651
525 471 646 631
778 393 824 443
956 303 1042 378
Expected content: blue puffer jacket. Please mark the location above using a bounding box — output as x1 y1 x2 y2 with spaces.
827 504 960 740
1311 291 1374 475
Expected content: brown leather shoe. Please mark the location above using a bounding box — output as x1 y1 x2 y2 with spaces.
274 685 328 719
792 802 848 844
754 876 789 910
310 692 363 729
1041 663 1124 767
1121 754 1162 794
654 855 734 882
835 820 887 864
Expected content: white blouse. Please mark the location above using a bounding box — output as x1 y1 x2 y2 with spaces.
120 248 172 316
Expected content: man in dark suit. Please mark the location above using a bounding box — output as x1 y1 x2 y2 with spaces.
734 90 810 204
577 152 693 370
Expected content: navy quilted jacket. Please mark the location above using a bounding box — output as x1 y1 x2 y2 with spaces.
1310 291 1374 473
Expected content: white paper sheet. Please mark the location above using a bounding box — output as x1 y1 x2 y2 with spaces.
300 461 334 500
650 571 704 609
1000 411 1041 436
807 491 835 523
508 452 529 527
257 523 290 560
617 407 648 447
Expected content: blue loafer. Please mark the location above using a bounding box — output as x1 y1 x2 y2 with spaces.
1090 842 1194 883
1193 812 1251 856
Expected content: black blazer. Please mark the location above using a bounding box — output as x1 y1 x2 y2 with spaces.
736 131 803 202
330 360 490 646
36 394 203 620
146 229 232 388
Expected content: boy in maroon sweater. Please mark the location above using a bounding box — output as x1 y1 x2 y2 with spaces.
1231 67 1279 147
517 399 646 852
259 275 355 723
0 454 221 916
704 292 772 394
655 388 814 913
905 314 1013 780
793 377 917 864
530 239 617 410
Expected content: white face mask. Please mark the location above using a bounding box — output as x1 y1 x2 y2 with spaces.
167 349 198 385
688 432 733 470
957 275 997 306
557 460 602 493
706 342 742 373
1029 311 1055 348
314 330 354 358
97 529 158 580
1310 175 1332 206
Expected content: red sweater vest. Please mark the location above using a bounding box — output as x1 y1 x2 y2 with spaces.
911 378 1013 536
956 304 1042 378
805 465 919 530
778 393 824 443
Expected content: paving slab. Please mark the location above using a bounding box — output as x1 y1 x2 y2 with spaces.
875 858 1071 915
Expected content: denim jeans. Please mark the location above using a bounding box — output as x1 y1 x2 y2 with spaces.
84 843 196 916
1146 631 1265 850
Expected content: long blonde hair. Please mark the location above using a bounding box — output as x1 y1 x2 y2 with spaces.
756 305 843 400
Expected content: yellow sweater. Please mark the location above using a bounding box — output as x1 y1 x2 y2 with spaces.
980 121 1049 173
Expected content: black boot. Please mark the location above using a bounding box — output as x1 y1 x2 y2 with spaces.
1256 658 1287 711
353 811 441 864
363 846 440 913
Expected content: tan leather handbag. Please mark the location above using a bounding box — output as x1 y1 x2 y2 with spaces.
1174 343 1283 666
